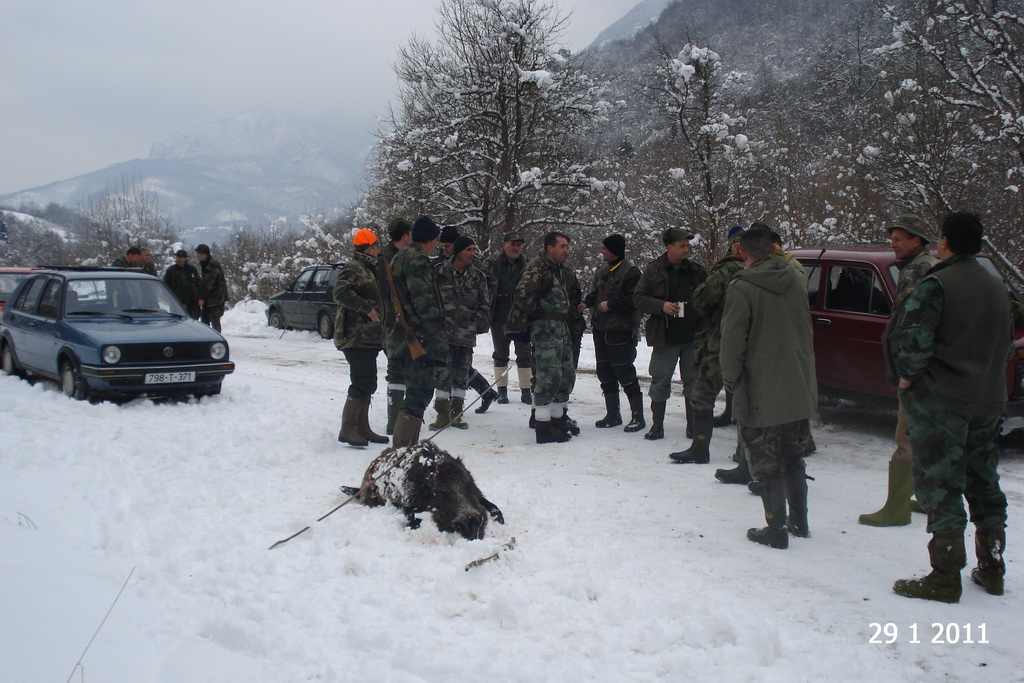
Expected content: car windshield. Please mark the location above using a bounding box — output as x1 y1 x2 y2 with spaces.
65 278 187 318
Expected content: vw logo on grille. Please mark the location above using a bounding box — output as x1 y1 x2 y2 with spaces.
162 346 174 358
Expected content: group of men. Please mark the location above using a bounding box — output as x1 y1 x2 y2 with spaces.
112 243 230 331
329 211 1011 604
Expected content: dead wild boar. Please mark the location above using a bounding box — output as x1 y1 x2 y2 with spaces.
342 441 504 540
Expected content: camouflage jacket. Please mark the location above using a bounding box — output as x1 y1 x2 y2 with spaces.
485 250 528 327
333 250 384 350
894 254 1012 416
506 252 570 343
199 257 229 307
163 263 201 316
562 263 587 339
881 247 939 388
584 257 641 333
383 242 447 361
435 257 491 348
691 254 745 377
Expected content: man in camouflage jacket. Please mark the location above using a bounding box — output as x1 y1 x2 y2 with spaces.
892 212 1012 603
511 232 576 443
333 228 388 447
378 218 413 435
860 214 939 527
383 216 447 447
485 231 533 403
195 243 229 332
428 236 491 430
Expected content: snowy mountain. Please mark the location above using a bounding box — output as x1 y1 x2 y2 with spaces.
588 0 673 48
0 108 368 230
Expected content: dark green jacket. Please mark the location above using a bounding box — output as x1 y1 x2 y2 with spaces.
633 254 708 347
163 263 201 317
333 251 385 350
486 250 528 327
384 242 447 361
199 257 229 307
894 254 1013 416
585 257 641 333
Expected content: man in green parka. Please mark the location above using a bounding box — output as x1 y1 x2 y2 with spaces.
163 249 201 319
721 226 817 550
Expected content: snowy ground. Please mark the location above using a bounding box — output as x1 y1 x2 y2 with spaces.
2 300 1021 682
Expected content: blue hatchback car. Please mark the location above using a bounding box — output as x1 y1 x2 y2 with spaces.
0 268 234 401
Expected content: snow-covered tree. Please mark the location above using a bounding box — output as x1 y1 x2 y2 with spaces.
76 178 178 267
360 0 611 252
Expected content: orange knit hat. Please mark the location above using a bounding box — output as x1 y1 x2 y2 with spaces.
353 228 378 246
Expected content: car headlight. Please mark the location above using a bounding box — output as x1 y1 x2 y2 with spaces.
211 342 227 360
102 345 122 364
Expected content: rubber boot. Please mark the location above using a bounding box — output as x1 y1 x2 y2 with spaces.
623 392 645 433
391 413 423 450
595 393 622 428
893 530 966 603
715 444 751 484
552 407 579 436
713 390 733 427
971 526 1006 596
386 389 404 436
747 475 789 549
858 460 913 527
338 397 369 447
670 411 713 463
449 397 469 429
518 367 533 405
469 371 497 413
496 386 509 404
529 409 536 429
536 420 572 444
644 401 666 440
685 398 694 439
357 398 389 444
785 466 809 538
429 398 451 431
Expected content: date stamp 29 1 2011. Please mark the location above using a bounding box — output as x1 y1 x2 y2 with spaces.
868 622 989 645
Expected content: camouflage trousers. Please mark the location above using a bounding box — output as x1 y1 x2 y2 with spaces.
433 344 472 397
401 356 440 420
690 374 723 413
531 322 575 409
647 342 695 402
901 388 1007 533
738 419 808 481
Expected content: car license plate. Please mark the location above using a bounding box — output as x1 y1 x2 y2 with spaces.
144 371 195 384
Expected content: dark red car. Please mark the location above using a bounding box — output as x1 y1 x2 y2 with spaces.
791 245 1024 415
0 268 39 324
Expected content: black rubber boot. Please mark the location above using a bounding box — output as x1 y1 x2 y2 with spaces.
496 386 510 404
971 526 1006 596
785 466 809 538
644 401 666 440
521 388 533 405
623 392 645 433
893 530 966 603
713 390 733 427
386 389 404 436
552 409 579 436
536 420 571 444
748 476 789 549
684 398 694 439
670 411 713 463
715 445 751 484
469 371 497 413
595 393 622 428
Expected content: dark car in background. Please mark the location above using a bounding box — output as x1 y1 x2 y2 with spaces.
791 245 1024 415
1 268 234 401
265 264 342 339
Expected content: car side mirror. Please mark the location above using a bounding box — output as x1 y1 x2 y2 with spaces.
283 283 294 292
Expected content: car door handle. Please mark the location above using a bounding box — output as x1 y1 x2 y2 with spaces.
814 318 831 327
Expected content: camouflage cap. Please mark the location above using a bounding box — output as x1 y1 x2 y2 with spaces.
886 214 931 244
662 227 695 245
503 231 524 243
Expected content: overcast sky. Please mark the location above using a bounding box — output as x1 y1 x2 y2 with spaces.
0 0 647 196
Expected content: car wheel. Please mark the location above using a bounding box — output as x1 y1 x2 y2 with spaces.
2 342 22 378
318 312 335 339
60 359 88 400
268 309 285 329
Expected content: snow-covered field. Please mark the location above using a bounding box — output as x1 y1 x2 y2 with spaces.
2 300 1021 682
